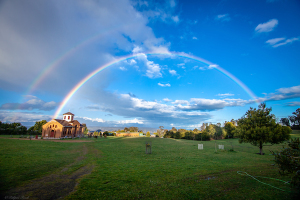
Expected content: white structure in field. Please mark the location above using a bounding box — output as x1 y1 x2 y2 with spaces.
198 144 203 150
218 145 224 150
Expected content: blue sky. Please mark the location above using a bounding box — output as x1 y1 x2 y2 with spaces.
0 0 299 130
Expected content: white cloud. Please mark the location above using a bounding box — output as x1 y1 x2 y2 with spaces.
255 19 278 33
192 36 198 40
217 93 234 97
287 102 300 107
119 66 127 71
135 53 163 78
81 117 105 123
146 60 162 78
208 64 218 69
82 88 212 127
158 83 171 87
266 37 299 48
256 85 300 103
199 67 206 70
277 85 300 94
215 14 230 22
163 98 172 102
117 118 144 124
266 38 285 45
172 100 189 105
169 69 177 75
132 45 144 54
175 98 247 111
128 59 137 65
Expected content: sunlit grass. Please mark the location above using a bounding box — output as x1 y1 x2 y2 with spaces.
1 133 299 199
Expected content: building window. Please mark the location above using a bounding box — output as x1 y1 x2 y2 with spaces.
50 125 51 128
55 125 57 128
64 116 66 119
68 116 70 120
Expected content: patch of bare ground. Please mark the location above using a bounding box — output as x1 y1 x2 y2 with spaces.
3 145 96 200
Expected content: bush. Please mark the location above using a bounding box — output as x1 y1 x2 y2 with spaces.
271 138 300 190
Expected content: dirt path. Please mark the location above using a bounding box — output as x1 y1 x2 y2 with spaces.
3 145 97 200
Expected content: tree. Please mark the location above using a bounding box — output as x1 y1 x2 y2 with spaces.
224 122 236 139
164 130 174 138
129 126 138 132
28 120 47 134
158 126 164 137
206 124 215 139
193 128 199 133
214 125 223 140
103 131 109 136
171 127 177 132
289 108 300 128
146 131 150 137
230 119 237 126
280 118 290 127
237 103 291 155
174 131 181 139
200 123 206 131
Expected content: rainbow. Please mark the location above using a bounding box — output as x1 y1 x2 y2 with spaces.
52 52 258 119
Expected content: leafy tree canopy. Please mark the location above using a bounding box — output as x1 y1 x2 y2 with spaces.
28 120 47 134
237 103 291 155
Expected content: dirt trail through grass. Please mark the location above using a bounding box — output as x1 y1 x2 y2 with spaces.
4 144 96 200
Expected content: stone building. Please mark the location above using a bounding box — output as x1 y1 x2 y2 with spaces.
42 112 85 139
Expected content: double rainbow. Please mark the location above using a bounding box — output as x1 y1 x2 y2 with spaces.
52 52 258 119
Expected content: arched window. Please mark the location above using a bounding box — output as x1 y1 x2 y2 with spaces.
68 116 70 120
55 125 57 128
50 125 51 128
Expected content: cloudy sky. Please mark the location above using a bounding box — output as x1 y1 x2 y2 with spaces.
0 0 299 129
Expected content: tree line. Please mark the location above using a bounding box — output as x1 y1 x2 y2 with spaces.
280 108 300 129
156 119 238 141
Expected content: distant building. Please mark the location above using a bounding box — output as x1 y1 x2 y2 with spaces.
42 112 85 139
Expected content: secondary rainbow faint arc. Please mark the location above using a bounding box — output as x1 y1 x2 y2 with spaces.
53 52 258 119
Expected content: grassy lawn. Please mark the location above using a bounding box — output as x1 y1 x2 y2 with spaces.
0 132 299 199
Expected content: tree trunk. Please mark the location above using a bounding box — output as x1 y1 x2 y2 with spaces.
259 143 263 155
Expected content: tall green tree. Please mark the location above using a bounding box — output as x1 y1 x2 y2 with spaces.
224 122 236 139
237 103 291 155
28 120 47 134
206 124 215 139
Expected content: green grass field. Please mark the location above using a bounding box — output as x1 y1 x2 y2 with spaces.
0 131 299 199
